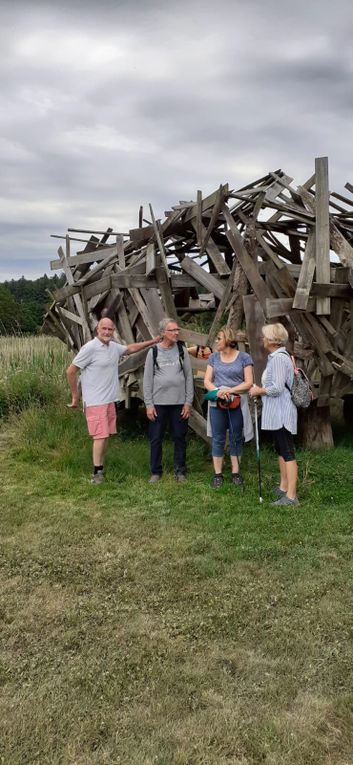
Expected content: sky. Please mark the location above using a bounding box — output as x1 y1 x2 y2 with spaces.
1 0 353 281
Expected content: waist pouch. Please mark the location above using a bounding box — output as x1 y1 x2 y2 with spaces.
218 394 240 410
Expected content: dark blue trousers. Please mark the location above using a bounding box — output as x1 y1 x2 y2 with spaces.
149 404 188 476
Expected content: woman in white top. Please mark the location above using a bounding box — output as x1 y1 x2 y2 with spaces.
249 323 299 506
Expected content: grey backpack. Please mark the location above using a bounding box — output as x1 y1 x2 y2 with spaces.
284 354 312 409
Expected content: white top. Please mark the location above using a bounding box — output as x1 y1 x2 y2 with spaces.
261 347 297 434
73 337 128 407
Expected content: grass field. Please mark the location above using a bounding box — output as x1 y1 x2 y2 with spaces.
1 337 353 764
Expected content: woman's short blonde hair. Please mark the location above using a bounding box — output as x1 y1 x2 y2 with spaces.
217 326 238 348
262 323 288 346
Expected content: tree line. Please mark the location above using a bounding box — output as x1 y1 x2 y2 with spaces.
0 274 65 334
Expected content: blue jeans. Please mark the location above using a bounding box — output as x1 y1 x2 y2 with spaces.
149 404 188 475
210 405 243 457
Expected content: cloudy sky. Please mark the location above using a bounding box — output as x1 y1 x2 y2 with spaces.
1 0 352 280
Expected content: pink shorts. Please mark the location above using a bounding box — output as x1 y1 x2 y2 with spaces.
85 403 117 439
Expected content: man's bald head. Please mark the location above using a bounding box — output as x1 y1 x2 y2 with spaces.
96 317 115 344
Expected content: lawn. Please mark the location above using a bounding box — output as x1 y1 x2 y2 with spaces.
0 338 353 764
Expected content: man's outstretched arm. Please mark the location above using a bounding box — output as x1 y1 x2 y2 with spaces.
125 335 160 355
66 364 80 408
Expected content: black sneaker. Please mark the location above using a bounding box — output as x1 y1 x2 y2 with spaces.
212 473 224 488
231 473 243 486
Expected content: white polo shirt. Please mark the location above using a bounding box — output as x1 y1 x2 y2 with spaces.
73 337 128 407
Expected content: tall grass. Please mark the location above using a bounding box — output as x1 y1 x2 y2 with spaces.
0 335 70 418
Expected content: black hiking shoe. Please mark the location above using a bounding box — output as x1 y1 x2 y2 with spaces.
231 473 243 487
212 473 224 489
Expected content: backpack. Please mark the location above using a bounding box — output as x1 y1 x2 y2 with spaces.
283 354 312 409
152 340 185 373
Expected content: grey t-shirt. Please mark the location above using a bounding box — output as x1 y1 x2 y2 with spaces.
143 343 194 407
73 337 128 406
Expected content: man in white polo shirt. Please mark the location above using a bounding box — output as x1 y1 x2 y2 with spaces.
66 317 159 483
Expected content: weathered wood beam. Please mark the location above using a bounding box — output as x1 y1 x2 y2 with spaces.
315 156 330 315
180 256 225 300
191 219 230 275
146 243 156 276
223 204 269 309
292 228 316 310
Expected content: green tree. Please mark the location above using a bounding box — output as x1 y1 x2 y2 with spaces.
0 285 21 333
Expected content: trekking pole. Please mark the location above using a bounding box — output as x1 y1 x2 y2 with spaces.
253 397 263 503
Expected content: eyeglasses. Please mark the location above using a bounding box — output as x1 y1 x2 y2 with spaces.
165 328 180 332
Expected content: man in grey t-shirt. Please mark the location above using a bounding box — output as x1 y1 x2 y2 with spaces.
143 317 194 483
66 317 159 483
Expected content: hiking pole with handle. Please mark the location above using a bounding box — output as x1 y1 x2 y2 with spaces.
253 396 263 504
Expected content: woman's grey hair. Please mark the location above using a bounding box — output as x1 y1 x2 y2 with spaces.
159 317 177 333
262 323 288 346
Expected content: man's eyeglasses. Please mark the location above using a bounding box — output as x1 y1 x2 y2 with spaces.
165 328 180 332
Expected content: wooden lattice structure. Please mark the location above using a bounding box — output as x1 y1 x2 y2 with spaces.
44 156 353 446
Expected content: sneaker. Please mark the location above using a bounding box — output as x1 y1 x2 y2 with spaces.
272 486 287 498
175 473 187 483
212 473 224 489
91 470 104 484
149 474 161 484
271 495 299 506
231 473 243 486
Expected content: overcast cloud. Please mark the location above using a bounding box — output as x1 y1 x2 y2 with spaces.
1 0 352 280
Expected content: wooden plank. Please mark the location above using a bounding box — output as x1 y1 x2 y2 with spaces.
266 297 315 318
188 409 208 443
77 273 202 293
140 287 165 333
199 184 224 256
311 283 353 298
189 356 208 374
155 267 178 319
116 296 135 345
318 316 337 338
292 228 316 309
118 348 149 376
83 276 112 301
191 219 230 275
330 220 353 269
183 183 229 224
223 204 269 309
243 294 267 385
296 185 315 214
58 306 84 326
178 328 209 347
255 230 284 269
128 289 157 337
50 244 117 270
116 234 125 270
265 174 294 202
196 190 203 247
129 223 154 244
315 156 330 315
77 246 120 287
146 243 156 276
57 246 91 342
317 373 333 407
149 203 169 275
100 288 122 320
180 256 225 300
68 227 126 236
57 305 81 348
